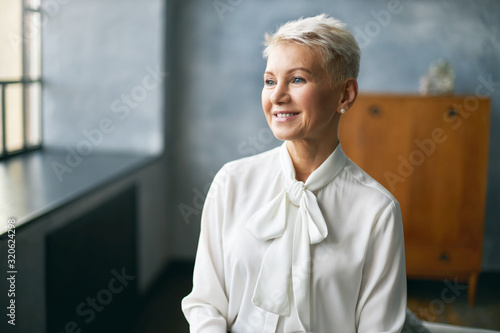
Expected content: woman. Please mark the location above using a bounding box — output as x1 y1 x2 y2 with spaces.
182 14 406 333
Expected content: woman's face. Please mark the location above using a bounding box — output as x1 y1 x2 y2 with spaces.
262 43 344 144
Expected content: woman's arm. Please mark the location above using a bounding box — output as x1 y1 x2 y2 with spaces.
181 168 229 332
356 201 407 333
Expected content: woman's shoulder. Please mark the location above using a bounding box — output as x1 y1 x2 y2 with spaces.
339 158 403 233
341 156 399 207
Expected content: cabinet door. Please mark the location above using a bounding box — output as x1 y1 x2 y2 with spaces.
339 95 489 275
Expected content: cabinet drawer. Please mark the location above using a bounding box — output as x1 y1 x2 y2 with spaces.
405 245 481 276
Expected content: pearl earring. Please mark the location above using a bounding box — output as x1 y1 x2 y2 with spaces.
340 108 346 114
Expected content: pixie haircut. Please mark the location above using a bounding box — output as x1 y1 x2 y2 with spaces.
263 14 361 86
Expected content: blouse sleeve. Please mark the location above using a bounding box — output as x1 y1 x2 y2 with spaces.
181 167 229 332
356 201 407 333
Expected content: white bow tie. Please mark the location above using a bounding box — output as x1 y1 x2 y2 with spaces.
246 142 345 331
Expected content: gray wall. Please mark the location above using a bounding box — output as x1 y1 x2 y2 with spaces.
170 0 500 271
41 0 171 292
43 0 164 154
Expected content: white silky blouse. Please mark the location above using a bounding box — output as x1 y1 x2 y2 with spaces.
182 142 407 333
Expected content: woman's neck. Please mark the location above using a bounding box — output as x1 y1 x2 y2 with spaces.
286 138 339 182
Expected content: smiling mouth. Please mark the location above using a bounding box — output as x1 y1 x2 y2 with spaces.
273 111 300 118
275 113 299 118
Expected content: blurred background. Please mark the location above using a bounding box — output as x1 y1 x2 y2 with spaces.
0 0 499 332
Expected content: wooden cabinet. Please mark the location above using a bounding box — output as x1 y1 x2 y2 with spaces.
339 94 490 306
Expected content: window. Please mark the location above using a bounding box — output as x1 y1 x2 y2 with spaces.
0 0 42 158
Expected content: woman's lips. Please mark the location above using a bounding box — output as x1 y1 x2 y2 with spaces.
273 112 300 122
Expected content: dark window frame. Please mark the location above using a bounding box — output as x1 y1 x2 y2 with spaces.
0 1 42 159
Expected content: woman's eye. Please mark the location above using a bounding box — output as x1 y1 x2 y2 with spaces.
292 77 305 84
265 79 276 86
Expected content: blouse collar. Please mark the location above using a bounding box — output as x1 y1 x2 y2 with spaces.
245 141 346 332
280 141 347 192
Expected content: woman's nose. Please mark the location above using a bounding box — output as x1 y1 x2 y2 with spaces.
270 83 290 105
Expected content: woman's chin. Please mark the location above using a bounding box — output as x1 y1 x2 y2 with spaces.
274 134 303 142
269 128 298 142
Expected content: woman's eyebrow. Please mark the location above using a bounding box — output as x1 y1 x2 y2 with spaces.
287 67 313 74
264 67 313 76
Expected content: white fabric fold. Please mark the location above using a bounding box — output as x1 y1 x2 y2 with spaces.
245 141 344 331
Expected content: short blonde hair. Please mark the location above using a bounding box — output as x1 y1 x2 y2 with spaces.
263 14 360 86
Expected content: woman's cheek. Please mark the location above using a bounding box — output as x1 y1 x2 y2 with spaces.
262 92 272 114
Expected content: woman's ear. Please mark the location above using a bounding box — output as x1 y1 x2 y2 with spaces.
337 78 358 113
